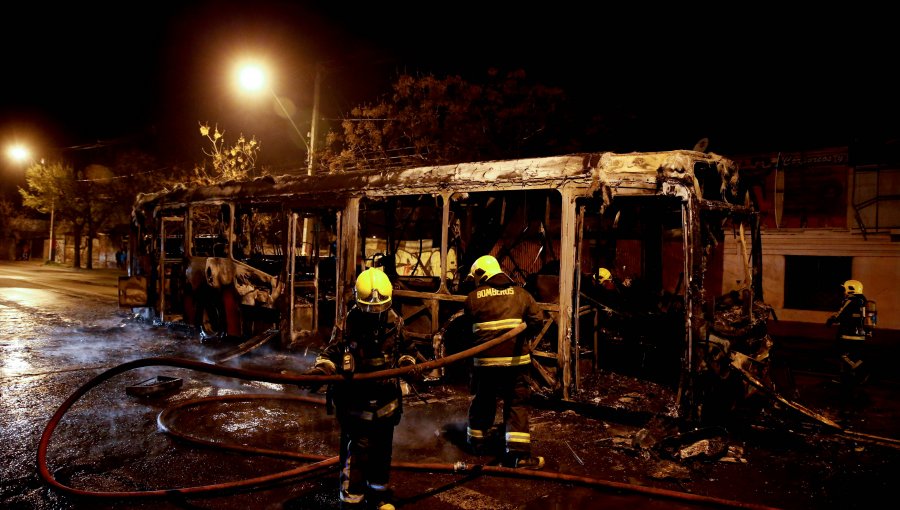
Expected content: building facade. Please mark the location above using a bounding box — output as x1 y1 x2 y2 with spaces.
726 147 900 330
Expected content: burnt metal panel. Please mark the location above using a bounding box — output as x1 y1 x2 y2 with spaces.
134 150 740 217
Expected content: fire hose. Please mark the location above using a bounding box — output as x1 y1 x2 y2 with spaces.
37 322 779 509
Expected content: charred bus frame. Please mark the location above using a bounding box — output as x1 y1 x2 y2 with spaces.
120 150 769 419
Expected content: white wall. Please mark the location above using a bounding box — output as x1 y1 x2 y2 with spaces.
722 229 900 330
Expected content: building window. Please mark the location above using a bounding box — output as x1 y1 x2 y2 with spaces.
854 166 900 230
784 256 851 311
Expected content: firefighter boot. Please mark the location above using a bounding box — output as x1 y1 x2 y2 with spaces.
369 500 395 510
467 437 488 456
514 455 545 470
841 354 863 371
367 489 395 510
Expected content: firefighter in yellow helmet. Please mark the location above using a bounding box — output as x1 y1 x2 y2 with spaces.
461 255 547 469
594 267 612 285
303 268 420 509
585 267 625 311
826 279 872 386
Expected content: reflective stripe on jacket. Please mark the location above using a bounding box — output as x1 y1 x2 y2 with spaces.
835 294 869 342
347 398 400 421
464 274 545 366
314 306 418 422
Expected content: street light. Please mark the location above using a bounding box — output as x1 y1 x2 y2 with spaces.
6 144 31 164
235 61 320 176
4 144 53 262
234 60 323 256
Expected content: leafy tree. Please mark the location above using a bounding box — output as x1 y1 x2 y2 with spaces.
19 150 178 269
15 119 269 269
15 125 265 269
109 149 181 213
319 69 575 173
0 198 17 259
193 122 263 183
0 198 14 237
18 161 83 266
79 164 120 269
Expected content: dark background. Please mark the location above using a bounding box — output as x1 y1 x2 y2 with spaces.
1 2 897 172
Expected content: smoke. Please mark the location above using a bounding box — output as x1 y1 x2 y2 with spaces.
393 388 473 463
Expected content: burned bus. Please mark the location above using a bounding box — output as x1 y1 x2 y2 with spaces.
119 150 773 422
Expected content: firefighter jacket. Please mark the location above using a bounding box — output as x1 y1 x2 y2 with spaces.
312 306 418 424
831 294 870 342
463 274 545 367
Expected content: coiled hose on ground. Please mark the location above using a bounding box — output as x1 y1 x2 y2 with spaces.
37 323 778 509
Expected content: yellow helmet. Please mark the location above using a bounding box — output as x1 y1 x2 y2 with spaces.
467 255 503 286
594 267 612 284
355 268 392 313
843 279 863 296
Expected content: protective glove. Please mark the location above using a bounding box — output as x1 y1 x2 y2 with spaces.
397 355 423 382
299 367 327 393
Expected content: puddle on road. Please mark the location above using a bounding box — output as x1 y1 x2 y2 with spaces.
163 397 339 456
3 300 899 510
1 320 176 379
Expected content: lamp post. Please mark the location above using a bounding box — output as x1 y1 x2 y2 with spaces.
236 60 323 255
236 62 320 176
6 144 54 262
49 198 55 262
307 62 323 177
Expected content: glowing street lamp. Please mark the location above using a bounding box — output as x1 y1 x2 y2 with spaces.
234 61 319 176
6 144 31 164
237 65 265 92
234 60 323 255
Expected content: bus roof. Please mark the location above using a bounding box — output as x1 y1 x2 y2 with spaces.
135 150 740 211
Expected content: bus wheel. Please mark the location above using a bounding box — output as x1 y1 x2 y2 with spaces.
199 299 226 341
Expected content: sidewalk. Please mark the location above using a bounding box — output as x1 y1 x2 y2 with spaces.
0 258 125 287
1 258 124 272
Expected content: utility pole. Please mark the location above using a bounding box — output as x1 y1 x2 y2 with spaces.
49 199 55 262
300 63 324 256
308 62 323 177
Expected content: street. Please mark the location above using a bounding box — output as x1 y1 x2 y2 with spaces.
2 260 900 510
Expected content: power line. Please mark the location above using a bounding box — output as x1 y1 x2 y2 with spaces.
75 166 173 183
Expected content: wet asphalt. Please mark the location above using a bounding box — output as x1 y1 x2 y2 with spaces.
2 260 900 510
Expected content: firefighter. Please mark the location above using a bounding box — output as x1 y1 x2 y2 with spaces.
593 267 613 286
462 255 547 469
589 267 626 311
303 267 420 510
826 279 871 386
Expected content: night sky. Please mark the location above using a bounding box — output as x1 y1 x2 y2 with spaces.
1 2 897 176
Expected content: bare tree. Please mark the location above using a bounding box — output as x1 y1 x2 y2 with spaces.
193 122 263 183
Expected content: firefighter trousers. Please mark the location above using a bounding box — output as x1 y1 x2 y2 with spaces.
338 417 395 507
467 364 532 459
